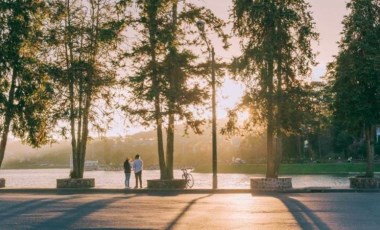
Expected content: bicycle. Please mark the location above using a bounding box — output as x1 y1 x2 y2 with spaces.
181 168 194 188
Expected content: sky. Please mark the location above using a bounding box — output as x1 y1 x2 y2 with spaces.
107 0 349 136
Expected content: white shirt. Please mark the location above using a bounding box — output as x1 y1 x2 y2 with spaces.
133 159 143 173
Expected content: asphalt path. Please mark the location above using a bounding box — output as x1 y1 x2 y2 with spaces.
1 192 380 229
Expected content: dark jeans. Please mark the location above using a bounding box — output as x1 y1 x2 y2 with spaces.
135 171 142 188
125 172 131 187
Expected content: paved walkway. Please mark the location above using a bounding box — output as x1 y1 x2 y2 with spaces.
1 191 380 229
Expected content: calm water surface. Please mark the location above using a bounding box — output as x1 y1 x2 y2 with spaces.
0 169 350 189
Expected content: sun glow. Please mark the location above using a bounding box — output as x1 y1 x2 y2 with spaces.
106 77 245 137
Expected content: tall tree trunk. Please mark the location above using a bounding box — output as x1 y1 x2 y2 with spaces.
78 92 91 178
76 77 83 175
65 0 80 179
266 124 275 178
166 120 174 179
365 124 375 177
0 69 17 168
152 49 166 179
165 0 179 180
76 0 99 179
266 60 276 178
69 78 79 178
0 120 11 168
274 53 283 177
149 18 167 179
274 133 283 176
156 105 167 179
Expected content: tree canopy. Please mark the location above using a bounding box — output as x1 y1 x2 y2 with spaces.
328 0 380 177
0 0 55 167
230 0 318 178
44 0 127 178
122 0 228 179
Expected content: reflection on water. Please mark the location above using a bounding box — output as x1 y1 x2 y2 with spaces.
0 169 350 189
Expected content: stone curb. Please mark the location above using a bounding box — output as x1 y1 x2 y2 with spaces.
1 188 380 194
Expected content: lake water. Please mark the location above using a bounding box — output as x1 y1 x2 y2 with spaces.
0 169 351 189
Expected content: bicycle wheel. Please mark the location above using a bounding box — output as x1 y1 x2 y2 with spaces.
186 174 194 188
182 173 186 180
182 173 188 188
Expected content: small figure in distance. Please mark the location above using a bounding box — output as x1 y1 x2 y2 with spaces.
133 154 143 189
347 157 352 163
123 158 131 188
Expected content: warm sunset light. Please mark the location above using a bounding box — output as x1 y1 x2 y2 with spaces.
1 0 379 229
107 0 348 136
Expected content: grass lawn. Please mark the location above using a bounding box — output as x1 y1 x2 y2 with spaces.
194 163 380 175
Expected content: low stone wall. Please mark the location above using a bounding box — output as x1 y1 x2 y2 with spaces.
147 179 187 189
350 177 380 189
0 178 5 188
57 178 95 188
251 177 292 191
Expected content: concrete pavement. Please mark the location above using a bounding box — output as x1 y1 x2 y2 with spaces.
1 191 380 229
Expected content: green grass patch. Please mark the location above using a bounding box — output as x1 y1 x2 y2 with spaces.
194 163 380 175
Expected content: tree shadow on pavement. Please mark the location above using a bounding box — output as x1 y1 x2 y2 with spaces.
166 194 213 230
276 194 331 230
0 196 77 221
33 195 136 229
144 191 184 197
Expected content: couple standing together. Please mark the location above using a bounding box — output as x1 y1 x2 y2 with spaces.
124 154 143 189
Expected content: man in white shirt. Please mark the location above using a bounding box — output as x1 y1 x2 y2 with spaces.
132 154 143 188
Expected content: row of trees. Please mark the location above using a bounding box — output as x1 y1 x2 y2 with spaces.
1 0 126 179
227 0 379 179
0 0 227 181
123 0 228 180
1 0 379 182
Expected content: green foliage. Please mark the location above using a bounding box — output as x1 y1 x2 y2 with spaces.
0 0 56 167
230 0 318 132
121 0 228 179
230 0 318 177
12 62 56 147
329 0 380 132
123 0 227 130
44 0 128 178
328 0 380 177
